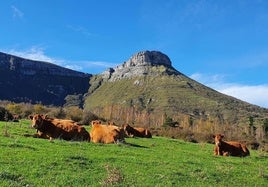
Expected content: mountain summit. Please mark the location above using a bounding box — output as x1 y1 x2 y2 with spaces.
127 50 172 67
85 50 268 129
102 51 179 81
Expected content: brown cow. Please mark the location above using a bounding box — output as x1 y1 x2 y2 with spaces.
29 114 90 141
213 134 250 157
122 124 152 138
90 120 125 144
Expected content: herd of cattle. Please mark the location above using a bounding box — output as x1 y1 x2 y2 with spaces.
28 114 250 157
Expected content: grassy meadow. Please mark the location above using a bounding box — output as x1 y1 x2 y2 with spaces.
0 120 268 187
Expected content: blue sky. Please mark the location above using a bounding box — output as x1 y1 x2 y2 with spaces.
1 0 268 108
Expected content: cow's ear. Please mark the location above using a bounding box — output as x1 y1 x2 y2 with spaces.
28 115 33 120
221 134 224 138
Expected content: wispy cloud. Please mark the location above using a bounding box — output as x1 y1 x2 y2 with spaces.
11 5 24 19
218 84 268 108
7 46 62 64
67 25 95 38
87 61 118 68
3 47 117 73
190 73 268 108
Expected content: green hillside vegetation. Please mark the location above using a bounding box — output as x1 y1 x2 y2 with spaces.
85 71 268 132
1 120 267 186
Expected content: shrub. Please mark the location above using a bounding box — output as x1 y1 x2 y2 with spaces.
64 106 83 122
0 107 13 121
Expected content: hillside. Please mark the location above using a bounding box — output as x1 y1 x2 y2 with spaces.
0 52 91 105
84 51 268 131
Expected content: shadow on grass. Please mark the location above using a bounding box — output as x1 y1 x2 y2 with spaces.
120 142 148 148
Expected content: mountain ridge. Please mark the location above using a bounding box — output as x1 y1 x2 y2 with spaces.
0 51 91 105
0 52 89 77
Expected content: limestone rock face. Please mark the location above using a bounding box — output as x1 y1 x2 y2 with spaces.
102 51 175 81
125 50 172 67
0 52 88 77
0 52 91 105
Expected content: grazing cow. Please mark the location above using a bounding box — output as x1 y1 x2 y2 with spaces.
213 134 250 157
122 124 152 138
90 120 125 144
29 114 90 141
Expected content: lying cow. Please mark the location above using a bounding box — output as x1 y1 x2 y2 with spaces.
29 114 90 141
122 124 152 138
90 120 125 144
213 134 250 157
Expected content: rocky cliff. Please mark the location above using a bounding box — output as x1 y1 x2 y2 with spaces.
0 52 88 77
101 51 180 81
0 52 91 105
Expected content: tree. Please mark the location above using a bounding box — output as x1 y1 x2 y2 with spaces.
65 106 83 122
248 116 256 136
34 104 47 114
64 94 83 108
264 118 268 134
6 103 22 115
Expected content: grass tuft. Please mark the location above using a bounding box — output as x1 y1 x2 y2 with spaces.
102 164 123 186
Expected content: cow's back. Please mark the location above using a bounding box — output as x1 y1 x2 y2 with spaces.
45 119 89 141
90 124 124 144
226 141 250 156
216 141 249 157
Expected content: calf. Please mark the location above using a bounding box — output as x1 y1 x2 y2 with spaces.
29 114 90 141
122 124 152 138
90 120 125 144
213 134 250 157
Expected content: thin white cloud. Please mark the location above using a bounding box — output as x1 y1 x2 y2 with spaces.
7 47 62 64
66 25 95 38
190 73 268 108
3 47 117 73
190 73 226 84
88 61 118 68
65 64 83 71
219 85 268 108
11 5 24 19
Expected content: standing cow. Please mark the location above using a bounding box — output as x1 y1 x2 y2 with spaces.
213 134 250 157
29 114 90 141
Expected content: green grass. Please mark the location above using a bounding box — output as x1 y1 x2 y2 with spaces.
0 120 268 186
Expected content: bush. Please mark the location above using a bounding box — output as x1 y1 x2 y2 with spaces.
0 107 13 121
80 110 98 125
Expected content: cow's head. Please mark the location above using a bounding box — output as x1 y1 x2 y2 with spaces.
213 134 224 146
122 124 130 131
29 114 45 129
91 120 102 126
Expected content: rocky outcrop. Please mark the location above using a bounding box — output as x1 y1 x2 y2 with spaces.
0 52 91 105
0 52 88 77
101 51 180 81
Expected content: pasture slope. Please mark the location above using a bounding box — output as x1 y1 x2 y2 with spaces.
0 120 268 187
